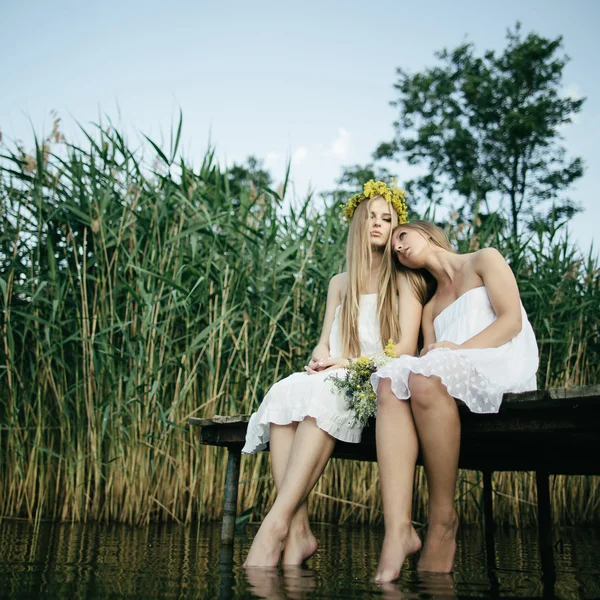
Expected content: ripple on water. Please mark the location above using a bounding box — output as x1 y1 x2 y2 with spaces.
0 520 599 599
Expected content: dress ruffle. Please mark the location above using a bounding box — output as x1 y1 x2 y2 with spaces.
372 348 506 413
371 286 538 414
243 294 382 455
242 369 362 454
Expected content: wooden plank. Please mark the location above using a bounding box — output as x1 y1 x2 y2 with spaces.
188 386 600 475
189 415 251 427
502 385 600 405
192 403 600 440
189 386 600 429
195 423 600 474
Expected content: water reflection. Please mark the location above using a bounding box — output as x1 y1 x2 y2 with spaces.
377 573 457 600
244 566 318 599
0 520 598 599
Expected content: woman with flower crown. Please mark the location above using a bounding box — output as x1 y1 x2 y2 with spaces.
242 181 424 567
371 221 539 583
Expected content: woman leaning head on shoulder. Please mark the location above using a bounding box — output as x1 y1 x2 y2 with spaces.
389 220 454 299
372 218 538 583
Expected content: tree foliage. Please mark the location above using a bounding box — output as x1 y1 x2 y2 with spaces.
227 155 273 200
375 23 585 237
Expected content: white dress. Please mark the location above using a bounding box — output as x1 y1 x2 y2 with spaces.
242 294 382 454
371 286 539 414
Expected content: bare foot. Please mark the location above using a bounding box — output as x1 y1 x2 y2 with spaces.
374 523 422 584
282 525 318 565
243 516 289 567
417 512 458 573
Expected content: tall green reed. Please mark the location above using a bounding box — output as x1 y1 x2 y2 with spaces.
0 119 598 527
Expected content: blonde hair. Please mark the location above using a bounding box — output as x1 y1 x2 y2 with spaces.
339 196 403 358
391 220 456 305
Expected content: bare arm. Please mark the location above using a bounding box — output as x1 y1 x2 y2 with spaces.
419 301 437 356
305 273 346 372
459 248 522 350
390 274 423 357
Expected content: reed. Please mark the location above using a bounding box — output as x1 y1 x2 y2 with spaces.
0 119 598 527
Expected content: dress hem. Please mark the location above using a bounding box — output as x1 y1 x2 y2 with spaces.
370 349 509 415
242 405 363 455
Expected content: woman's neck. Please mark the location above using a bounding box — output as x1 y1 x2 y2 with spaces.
371 249 384 272
424 249 466 287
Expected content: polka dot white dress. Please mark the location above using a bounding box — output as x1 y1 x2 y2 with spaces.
242 294 382 454
371 286 539 413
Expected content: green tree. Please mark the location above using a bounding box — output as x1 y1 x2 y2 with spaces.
227 155 272 200
375 23 585 238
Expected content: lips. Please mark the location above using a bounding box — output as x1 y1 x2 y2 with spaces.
371 231 382 237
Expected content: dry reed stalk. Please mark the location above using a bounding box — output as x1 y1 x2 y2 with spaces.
0 121 598 527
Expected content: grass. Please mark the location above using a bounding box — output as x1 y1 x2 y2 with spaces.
0 117 598 527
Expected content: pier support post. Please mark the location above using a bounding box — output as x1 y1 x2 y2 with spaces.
482 470 500 595
536 470 556 596
482 471 494 534
221 447 242 544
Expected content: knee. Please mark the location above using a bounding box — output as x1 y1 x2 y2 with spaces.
376 378 399 410
408 373 448 410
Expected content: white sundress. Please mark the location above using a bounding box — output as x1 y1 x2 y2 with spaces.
242 294 382 454
371 286 539 413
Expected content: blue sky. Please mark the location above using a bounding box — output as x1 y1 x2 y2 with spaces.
2 0 598 251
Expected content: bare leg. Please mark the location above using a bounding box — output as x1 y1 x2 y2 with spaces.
269 423 318 565
409 373 460 573
374 378 422 583
244 417 335 567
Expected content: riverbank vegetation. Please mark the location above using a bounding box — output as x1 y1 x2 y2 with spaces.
1 116 598 527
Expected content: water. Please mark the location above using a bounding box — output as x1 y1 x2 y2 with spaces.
0 520 599 599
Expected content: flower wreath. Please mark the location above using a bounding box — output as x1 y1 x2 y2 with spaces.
340 179 408 223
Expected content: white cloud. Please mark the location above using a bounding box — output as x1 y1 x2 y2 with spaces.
564 83 582 100
293 146 308 163
329 127 351 158
265 151 281 167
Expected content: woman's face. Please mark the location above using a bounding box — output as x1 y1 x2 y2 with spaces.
392 227 429 268
368 197 393 249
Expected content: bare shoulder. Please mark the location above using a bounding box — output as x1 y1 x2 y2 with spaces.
397 271 413 292
472 247 505 269
328 272 348 299
330 272 348 288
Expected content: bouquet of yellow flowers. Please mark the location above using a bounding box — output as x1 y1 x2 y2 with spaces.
329 340 396 427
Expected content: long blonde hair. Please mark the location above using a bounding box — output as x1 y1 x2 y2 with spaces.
391 220 456 305
339 196 402 358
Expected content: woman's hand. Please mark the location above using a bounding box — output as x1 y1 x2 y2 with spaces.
305 356 326 374
304 357 349 375
420 341 461 356
304 343 330 373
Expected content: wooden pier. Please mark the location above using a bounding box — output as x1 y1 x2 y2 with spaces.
190 385 600 581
